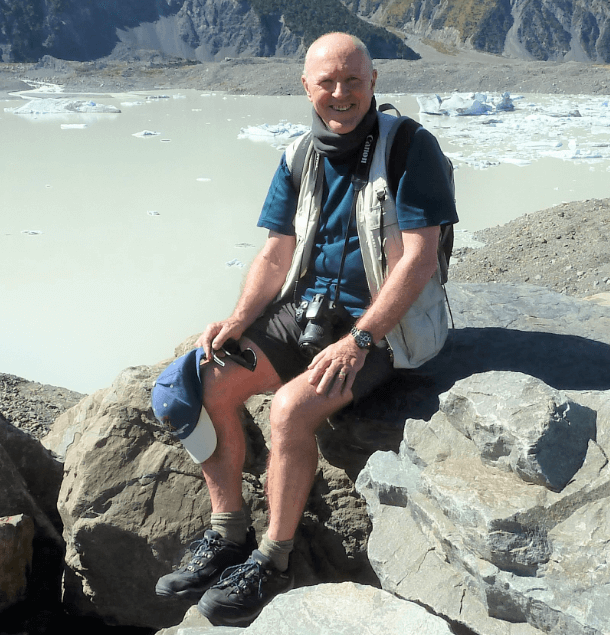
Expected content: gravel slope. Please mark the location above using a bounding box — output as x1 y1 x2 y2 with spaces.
449 198 610 299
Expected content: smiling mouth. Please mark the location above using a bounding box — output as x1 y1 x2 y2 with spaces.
331 104 353 112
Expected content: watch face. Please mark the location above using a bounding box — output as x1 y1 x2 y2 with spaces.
352 327 373 349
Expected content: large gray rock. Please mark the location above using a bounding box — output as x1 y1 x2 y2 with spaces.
42 353 373 628
0 419 63 549
156 583 454 634
324 282 610 466
39 282 610 631
0 514 35 611
0 416 64 532
357 372 610 635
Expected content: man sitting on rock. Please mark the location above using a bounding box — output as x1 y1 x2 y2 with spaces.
152 31 458 626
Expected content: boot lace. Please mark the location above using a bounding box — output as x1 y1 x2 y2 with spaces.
185 534 223 571
215 557 271 598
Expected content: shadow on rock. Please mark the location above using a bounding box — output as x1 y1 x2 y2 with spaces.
320 327 610 475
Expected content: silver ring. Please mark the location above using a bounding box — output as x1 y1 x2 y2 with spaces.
338 371 347 380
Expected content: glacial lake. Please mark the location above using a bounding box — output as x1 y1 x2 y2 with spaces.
2 88 609 393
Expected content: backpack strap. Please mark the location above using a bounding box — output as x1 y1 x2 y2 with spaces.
289 131 313 193
381 107 455 286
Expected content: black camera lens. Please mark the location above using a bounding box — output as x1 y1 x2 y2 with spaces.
298 321 332 358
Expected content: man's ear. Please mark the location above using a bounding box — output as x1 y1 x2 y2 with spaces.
371 69 378 92
301 75 312 101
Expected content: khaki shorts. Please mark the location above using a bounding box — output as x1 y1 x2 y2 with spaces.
243 300 396 403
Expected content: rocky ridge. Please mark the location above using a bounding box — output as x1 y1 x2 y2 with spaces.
1 0 610 64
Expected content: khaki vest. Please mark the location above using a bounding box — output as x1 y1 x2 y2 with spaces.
280 112 448 369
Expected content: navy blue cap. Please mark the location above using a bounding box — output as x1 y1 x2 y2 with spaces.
151 348 217 463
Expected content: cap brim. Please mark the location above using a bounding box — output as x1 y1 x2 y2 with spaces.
180 407 217 464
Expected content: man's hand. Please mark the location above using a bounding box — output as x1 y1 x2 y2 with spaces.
307 335 369 397
195 318 245 363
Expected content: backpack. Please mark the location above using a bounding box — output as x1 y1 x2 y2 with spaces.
290 103 455 285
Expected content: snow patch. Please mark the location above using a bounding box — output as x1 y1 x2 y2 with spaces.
5 99 120 115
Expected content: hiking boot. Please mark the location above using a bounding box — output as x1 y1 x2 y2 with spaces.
197 549 294 626
155 527 257 600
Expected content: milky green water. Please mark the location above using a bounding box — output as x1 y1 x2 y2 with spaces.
1 90 608 392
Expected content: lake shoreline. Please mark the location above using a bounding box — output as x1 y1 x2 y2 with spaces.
1 39 610 100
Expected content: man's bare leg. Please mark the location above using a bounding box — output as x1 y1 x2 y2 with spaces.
265 372 353 542
200 338 283 513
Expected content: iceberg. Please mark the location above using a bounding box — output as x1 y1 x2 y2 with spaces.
238 122 310 149
132 130 161 138
495 92 515 112
418 91 610 169
417 92 514 116
5 98 120 115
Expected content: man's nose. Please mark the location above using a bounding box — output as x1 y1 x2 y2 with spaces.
332 81 348 98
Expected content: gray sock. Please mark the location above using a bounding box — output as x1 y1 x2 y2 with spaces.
258 532 293 572
210 511 248 545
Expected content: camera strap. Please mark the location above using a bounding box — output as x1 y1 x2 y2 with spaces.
332 122 379 307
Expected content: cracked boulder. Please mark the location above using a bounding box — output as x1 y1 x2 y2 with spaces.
357 371 610 635
43 345 373 629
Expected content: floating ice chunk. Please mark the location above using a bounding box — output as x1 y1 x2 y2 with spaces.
147 211 160 216
5 98 120 115
226 259 245 268
120 101 145 107
22 230 42 235
235 242 255 248
495 92 515 112
238 122 310 148
418 92 513 117
146 95 170 100
197 177 211 182
501 157 532 166
417 95 443 115
132 130 161 138
61 123 87 129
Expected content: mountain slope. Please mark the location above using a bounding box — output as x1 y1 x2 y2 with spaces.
0 0 417 63
1 0 609 63
348 0 610 62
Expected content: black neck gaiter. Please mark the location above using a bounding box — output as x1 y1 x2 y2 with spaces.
311 97 377 162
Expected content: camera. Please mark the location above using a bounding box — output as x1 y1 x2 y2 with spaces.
296 293 350 358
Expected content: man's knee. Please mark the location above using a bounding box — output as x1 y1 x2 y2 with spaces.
269 380 345 444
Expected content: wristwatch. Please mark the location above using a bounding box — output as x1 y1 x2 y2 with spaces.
350 326 374 350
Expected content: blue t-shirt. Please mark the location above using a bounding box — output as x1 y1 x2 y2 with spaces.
257 126 458 316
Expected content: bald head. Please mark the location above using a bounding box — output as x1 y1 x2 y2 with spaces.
301 32 377 134
303 33 373 79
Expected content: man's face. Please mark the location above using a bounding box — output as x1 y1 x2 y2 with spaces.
302 39 377 135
